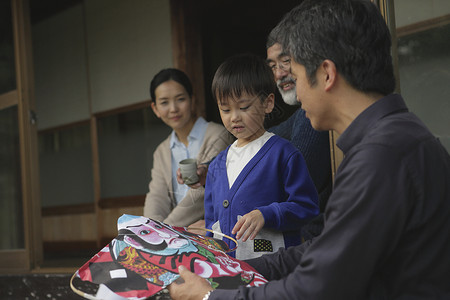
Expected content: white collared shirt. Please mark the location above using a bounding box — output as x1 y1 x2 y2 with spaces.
170 117 208 204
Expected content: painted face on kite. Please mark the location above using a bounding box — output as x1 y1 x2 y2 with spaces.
118 217 197 256
126 220 188 249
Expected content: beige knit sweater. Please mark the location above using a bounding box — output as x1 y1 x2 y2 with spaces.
143 122 234 226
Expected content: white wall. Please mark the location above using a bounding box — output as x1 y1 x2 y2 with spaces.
33 4 90 130
85 0 172 113
33 0 173 130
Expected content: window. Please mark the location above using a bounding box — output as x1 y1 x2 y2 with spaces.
39 122 94 207
97 106 170 199
394 1 450 152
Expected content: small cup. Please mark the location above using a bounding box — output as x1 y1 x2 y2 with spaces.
179 158 199 185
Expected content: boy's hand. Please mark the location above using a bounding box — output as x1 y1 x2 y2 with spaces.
168 266 213 300
232 210 265 242
176 164 209 189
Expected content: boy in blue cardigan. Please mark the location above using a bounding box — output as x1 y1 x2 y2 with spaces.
204 54 319 260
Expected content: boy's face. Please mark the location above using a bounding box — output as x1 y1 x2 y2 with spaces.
218 92 274 147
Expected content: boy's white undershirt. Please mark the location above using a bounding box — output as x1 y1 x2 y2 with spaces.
226 131 274 188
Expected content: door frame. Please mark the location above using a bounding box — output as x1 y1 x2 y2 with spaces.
0 0 42 273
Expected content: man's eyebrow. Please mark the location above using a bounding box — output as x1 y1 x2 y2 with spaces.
279 52 290 58
266 58 274 64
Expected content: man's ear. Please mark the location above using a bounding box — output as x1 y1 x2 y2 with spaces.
150 102 161 118
321 59 337 92
264 93 275 114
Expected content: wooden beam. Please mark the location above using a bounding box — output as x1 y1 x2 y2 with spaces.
396 14 450 38
41 203 95 217
98 195 145 209
170 0 205 119
0 90 18 110
12 0 43 270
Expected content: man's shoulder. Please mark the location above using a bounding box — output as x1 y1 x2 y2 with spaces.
291 108 315 130
290 109 329 145
365 112 434 153
268 108 299 138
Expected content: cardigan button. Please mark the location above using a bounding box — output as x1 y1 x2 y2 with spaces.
223 200 229 208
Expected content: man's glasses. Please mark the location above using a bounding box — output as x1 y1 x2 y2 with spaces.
268 58 291 72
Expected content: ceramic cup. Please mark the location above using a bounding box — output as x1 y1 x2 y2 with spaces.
179 158 199 185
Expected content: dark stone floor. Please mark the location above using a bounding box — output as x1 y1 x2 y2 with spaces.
0 254 172 299
0 273 84 300
0 273 172 300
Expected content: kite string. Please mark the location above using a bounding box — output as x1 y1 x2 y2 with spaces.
186 227 238 253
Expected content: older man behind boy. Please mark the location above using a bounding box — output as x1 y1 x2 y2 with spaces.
266 37 332 215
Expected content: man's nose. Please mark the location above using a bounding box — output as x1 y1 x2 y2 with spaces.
274 67 289 80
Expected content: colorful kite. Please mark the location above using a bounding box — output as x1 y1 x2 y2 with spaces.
70 214 268 299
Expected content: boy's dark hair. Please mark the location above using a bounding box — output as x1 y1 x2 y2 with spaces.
149 68 193 102
276 0 395 95
212 53 276 104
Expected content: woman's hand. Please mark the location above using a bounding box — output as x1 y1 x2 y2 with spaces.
187 219 206 235
176 164 209 188
232 209 265 242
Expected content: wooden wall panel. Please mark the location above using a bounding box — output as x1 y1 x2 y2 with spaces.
99 206 144 241
42 213 96 241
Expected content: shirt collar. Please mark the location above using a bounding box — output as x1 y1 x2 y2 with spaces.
337 94 408 154
169 117 207 149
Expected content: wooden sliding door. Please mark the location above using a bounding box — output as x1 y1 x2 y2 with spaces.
0 0 42 273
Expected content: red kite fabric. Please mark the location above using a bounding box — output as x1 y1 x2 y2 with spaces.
71 215 268 299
